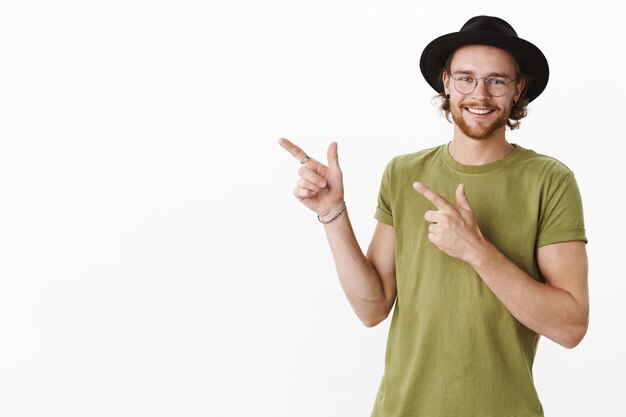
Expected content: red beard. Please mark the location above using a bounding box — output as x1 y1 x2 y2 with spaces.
450 102 510 139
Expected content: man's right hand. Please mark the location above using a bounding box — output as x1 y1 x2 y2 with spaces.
278 138 345 221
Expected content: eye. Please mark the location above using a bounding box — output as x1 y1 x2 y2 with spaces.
488 78 507 85
457 76 474 83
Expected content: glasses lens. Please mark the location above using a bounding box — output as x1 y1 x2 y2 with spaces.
485 78 510 97
454 76 476 95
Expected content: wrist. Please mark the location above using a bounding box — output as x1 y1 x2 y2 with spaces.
318 201 346 224
468 238 497 270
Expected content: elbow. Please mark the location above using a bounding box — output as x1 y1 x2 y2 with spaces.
360 311 390 328
565 328 588 349
361 318 382 328
561 335 583 350
356 296 396 328
560 320 589 349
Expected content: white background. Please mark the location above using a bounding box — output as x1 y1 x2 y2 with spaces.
0 1 624 416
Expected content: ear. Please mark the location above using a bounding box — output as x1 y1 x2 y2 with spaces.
513 77 526 103
442 71 450 95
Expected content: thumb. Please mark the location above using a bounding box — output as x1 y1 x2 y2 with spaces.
327 141 341 169
456 183 472 211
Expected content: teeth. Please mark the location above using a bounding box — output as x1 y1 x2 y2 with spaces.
467 108 494 115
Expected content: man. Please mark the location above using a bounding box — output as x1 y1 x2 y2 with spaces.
279 16 588 417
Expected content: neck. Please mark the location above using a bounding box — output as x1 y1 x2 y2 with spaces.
449 126 514 166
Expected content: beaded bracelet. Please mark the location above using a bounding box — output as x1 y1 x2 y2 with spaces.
317 201 346 224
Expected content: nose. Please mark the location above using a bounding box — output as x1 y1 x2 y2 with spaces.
471 79 491 100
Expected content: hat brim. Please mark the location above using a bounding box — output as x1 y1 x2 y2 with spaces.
420 30 549 103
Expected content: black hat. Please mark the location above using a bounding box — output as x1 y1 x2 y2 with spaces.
419 16 549 102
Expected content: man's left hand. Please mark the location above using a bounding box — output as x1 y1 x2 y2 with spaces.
413 182 488 265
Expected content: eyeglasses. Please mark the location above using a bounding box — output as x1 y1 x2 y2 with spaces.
450 74 518 97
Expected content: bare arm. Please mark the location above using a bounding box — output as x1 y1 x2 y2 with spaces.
323 216 396 327
471 240 589 348
414 181 589 348
279 138 397 327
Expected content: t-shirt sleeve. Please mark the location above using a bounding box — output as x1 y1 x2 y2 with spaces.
536 171 587 248
374 159 394 226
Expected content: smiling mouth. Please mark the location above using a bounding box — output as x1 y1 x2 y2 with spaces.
465 107 495 115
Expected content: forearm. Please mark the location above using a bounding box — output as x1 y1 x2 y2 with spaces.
321 208 390 326
471 241 588 348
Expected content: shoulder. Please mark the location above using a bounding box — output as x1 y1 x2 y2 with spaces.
513 144 575 183
384 144 443 173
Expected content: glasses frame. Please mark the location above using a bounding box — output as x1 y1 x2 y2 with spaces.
450 74 519 97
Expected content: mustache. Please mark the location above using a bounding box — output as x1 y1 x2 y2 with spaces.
458 102 502 110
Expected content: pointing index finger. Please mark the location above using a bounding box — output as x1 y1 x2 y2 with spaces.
413 182 454 211
278 138 310 164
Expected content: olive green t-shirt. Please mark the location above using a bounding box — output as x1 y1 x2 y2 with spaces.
371 143 587 417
